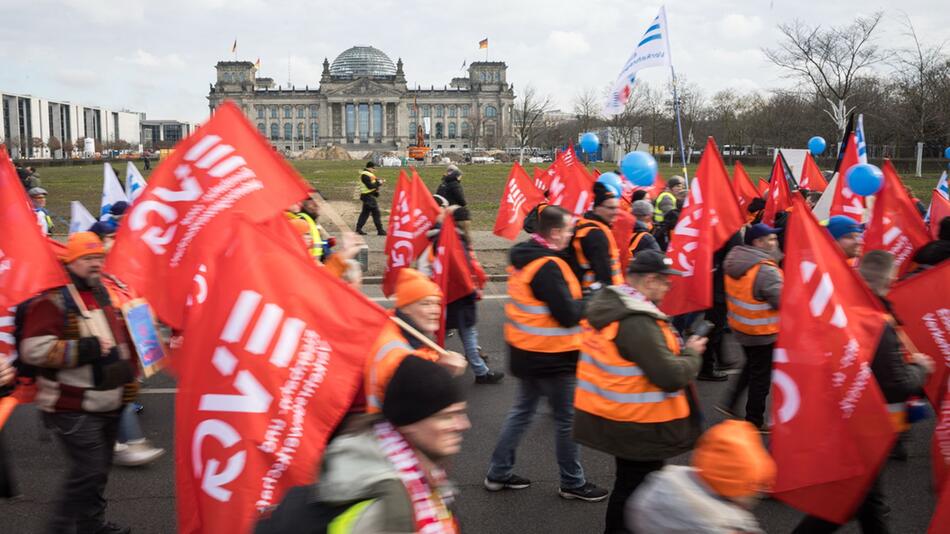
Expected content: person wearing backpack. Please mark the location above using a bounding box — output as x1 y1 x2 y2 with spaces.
17 232 136 534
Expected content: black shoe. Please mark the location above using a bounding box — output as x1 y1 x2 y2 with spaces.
356 229 367 235
558 482 609 502
475 371 505 384
377 230 387 236
697 370 729 382
484 474 531 491
94 522 131 534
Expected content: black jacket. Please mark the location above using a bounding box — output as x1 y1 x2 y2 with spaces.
359 170 380 198
568 211 614 287
508 239 585 378
912 239 949 268
436 173 466 207
630 220 660 256
873 299 928 404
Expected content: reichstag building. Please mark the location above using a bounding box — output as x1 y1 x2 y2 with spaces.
208 46 516 152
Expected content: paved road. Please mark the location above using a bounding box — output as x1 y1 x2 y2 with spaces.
2 298 937 533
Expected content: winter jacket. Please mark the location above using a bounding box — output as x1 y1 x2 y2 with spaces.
628 465 764 534
507 239 585 378
18 275 135 413
630 220 660 256
436 172 466 207
359 170 381 198
573 286 702 461
723 245 784 346
568 211 615 288
873 299 928 404
255 418 457 534
712 232 743 305
417 224 478 330
912 239 949 269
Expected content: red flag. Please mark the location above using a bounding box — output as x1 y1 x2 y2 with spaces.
612 210 637 273
533 166 551 193
864 161 931 276
771 195 892 523
493 162 544 240
382 169 440 296
829 133 866 220
732 161 761 214
930 477 950 533
800 152 828 192
0 147 69 309
661 138 745 316
757 179 769 196
931 191 950 240
547 147 595 216
106 101 310 329
762 155 795 226
175 220 389 534
888 262 950 489
432 213 475 345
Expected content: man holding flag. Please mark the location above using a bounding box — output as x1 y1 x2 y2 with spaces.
569 183 624 292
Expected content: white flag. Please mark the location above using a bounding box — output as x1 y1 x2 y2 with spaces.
69 200 98 234
936 170 949 199
856 114 868 164
125 161 148 203
100 163 129 221
604 6 672 116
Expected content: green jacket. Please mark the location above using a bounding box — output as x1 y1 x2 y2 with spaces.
573 286 702 461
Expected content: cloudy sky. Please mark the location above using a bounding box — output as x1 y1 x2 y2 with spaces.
2 0 946 123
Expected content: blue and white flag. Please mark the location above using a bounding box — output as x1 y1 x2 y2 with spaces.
69 200 98 234
125 161 147 203
936 170 949 199
856 114 868 164
101 162 129 221
604 6 672 116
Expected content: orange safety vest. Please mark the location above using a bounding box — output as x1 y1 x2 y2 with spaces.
572 218 623 289
365 316 440 413
724 260 782 336
575 320 690 423
627 231 648 263
504 256 583 353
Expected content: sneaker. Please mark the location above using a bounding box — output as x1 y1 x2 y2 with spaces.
484 474 531 491
475 371 505 384
114 439 166 467
697 370 728 382
558 482 609 502
94 522 131 534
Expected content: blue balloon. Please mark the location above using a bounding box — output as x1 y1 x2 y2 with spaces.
620 151 657 187
580 132 600 154
808 136 827 156
596 172 623 198
944 146 950 160
845 163 884 196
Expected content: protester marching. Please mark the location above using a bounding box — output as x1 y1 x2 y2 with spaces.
5 5 950 534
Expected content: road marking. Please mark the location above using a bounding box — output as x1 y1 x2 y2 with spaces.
367 294 510 303
140 388 178 394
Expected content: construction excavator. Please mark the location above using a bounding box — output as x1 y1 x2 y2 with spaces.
407 123 430 160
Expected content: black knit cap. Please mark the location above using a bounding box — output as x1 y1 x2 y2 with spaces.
592 182 616 207
383 356 464 426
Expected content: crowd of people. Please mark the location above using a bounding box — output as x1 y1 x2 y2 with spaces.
2 157 948 534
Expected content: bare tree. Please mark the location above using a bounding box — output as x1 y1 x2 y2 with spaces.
764 13 886 139
468 109 483 148
514 85 553 163
891 15 947 155
573 88 601 134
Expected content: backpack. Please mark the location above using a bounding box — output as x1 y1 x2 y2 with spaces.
9 288 79 403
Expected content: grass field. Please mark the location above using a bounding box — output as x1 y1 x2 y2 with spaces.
30 159 943 234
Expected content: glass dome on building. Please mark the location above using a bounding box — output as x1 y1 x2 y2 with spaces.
329 46 397 77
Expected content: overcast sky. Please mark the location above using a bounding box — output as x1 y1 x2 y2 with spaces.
2 0 946 124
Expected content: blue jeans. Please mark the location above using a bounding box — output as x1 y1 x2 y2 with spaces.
487 374 585 489
456 323 489 377
116 403 144 444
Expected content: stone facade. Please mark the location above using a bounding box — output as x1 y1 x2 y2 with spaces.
207 46 516 153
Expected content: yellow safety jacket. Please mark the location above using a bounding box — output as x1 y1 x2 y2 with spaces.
504 257 583 353
575 320 690 423
654 191 676 223
290 212 323 259
359 170 380 195
724 260 782 336
571 218 623 290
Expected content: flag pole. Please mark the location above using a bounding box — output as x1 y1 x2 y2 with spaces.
670 65 689 188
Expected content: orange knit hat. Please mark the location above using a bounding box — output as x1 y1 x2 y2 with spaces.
691 420 776 499
63 231 105 263
394 268 442 308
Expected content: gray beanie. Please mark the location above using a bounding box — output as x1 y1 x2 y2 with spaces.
632 200 653 217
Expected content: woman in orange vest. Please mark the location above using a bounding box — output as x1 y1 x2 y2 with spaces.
574 250 708 534
364 268 466 413
569 183 624 291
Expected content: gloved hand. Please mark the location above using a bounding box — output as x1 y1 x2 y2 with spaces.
122 381 141 404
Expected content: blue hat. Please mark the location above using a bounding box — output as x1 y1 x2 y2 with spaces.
826 215 864 240
87 221 116 237
744 223 781 245
110 201 129 216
